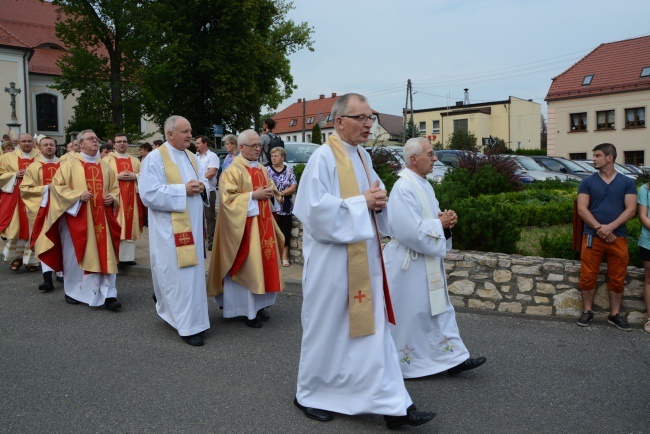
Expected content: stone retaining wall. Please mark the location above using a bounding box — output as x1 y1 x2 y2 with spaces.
288 219 647 324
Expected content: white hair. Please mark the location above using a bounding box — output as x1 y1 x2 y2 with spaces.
403 137 427 166
164 115 185 136
77 129 95 142
237 129 257 146
331 93 367 121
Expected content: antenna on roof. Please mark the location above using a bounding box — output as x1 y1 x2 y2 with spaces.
463 88 470 105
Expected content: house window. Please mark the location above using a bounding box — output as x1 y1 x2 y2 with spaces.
432 120 440 134
582 74 594 85
35 93 59 132
641 67 650 78
569 153 587 160
596 110 615 130
625 107 645 128
307 116 314 124
325 114 331 122
293 135 297 142
624 151 644 166
286 136 290 142
570 112 587 131
307 134 311 142
453 119 468 132
418 121 426 134
289 119 297 126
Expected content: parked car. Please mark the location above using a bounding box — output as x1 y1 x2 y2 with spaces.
283 142 320 168
215 149 229 167
367 145 450 183
508 155 580 181
435 149 466 168
530 156 591 179
624 164 644 175
572 160 638 179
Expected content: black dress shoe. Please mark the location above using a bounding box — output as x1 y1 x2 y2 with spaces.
39 281 54 292
104 297 122 311
181 333 204 346
56 275 64 283
207 242 213 251
65 294 80 305
448 356 487 377
152 292 157 303
294 398 333 422
384 404 436 430
257 308 270 321
243 316 262 328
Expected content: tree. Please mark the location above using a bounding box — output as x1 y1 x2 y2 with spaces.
311 122 322 145
400 115 420 142
135 0 314 135
540 114 548 149
447 128 478 151
52 0 147 138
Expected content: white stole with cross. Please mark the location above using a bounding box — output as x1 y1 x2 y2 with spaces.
398 169 449 316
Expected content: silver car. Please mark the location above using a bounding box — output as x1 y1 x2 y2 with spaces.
508 155 580 181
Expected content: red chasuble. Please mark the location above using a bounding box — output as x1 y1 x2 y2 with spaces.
115 158 144 238
64 162 121 274
0 157 33 240
230 166 282 293
30 162 60 251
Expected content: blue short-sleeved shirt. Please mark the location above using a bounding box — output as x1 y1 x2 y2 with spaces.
578 172 637 237
638 184 650 250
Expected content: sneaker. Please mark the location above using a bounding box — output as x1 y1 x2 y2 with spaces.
577 310 593 327
607 313 631 331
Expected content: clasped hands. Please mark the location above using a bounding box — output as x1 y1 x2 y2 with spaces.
80 190 114 206
364 180 387 212
252 185 274 201
185 180 205 197
594 223 616 243
439 209 458 229
117 171 137 181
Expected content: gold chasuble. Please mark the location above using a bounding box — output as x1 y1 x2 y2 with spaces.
19 156 60 250
157 145 199 268
36 154 121 274
103 153 144 241
0 148 40 240
326 135 396 338
206 156 284 297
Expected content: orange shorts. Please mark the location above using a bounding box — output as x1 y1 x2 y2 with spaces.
579 234 628 293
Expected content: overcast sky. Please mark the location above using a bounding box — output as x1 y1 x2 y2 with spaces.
278 0 650 117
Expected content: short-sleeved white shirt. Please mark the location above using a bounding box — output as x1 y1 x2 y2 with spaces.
196 149 220 191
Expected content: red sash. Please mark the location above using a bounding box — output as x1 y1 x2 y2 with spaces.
30 162 60 250
230 167 281 292
115 158 139 239
0 157 33 239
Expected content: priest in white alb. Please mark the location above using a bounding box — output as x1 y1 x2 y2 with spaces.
103 133 144 267
293 93 435 430
384 137 486 379
206 130 284 329
138 115 210 347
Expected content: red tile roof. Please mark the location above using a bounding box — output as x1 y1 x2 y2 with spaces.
0 0 67 75
273 94 339 134
546 35 650 102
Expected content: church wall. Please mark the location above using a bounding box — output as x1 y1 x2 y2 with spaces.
29 74 75 144
288 219 646 324
0 48 29 135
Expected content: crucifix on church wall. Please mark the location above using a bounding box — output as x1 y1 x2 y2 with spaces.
4 82 22 121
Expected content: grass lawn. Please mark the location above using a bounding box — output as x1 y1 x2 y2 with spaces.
516 224 572 257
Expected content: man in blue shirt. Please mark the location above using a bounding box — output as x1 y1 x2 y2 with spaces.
576 143 637 331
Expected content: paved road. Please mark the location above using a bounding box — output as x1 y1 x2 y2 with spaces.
1 265 648 433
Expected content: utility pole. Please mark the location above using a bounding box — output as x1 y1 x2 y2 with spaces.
401 79 413 145
302 98 306 142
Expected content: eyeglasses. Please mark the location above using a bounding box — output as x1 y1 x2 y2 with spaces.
340 114 377 124
242 143 262 149
82 136 99 142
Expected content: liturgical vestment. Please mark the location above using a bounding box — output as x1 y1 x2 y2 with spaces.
206 156 284 320
0 148 40 264
293 135 412 416
383 168 469 378
36 152 121 306
138 143 210 337
104 151 144 262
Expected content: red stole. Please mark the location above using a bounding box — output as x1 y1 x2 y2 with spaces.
30 162 60 250
230 166 281 292
115 157 143 239
0 157 33 239
65 162 121 274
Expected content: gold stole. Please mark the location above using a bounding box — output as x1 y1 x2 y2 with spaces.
158 145 199 268
327 135 377 338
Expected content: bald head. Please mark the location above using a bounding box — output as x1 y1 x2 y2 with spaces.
17 134 34 153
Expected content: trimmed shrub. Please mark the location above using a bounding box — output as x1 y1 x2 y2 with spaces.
293 163 306 184
539 228 580 260
514 148 547 156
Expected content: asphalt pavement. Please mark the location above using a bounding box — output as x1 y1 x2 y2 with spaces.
1 263 648 433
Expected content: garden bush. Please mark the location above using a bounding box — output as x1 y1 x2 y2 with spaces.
293 163 306 184
539 228 580 260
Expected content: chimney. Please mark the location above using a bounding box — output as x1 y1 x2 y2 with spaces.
319 94 325 99
331 93 337 98
297 98 302 103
